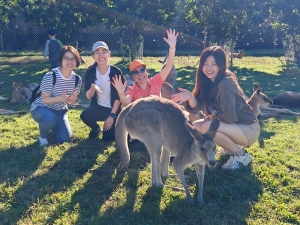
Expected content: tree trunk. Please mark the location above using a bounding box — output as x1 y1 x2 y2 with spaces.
283 32 300 65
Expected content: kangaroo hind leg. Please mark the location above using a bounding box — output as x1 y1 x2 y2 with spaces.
143 137 164 187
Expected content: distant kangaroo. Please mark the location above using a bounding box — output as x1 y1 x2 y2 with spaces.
231 49 244 59
247 84 300 119
10 82 39 103
115 96 220 205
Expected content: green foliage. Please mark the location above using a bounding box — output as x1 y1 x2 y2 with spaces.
182 0 262 45
84 0 177 60
0 55 299 224
20 0 102 46
0 0 19 32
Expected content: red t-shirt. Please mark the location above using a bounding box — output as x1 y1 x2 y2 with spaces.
126 73 164 102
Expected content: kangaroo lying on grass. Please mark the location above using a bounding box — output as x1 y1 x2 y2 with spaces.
247 84 300 119
115 96 220 205
10 82 39 103
272 91 300 108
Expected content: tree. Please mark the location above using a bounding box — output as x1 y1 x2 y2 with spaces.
268 0 300 64
0 0 20 53
85 0 177 60
184 0 266 45
19 0 102 46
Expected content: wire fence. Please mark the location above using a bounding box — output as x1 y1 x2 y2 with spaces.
0 15 285 57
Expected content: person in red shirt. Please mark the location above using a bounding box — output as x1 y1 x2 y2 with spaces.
112 28 178 106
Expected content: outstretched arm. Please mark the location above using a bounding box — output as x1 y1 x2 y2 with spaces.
171 87 197 108
160 29 179 81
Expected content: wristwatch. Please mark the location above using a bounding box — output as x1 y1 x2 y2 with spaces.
109 113 117 119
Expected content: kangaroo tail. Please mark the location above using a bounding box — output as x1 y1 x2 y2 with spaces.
115 106 131 172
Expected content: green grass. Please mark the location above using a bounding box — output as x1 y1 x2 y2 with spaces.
0 55 299 225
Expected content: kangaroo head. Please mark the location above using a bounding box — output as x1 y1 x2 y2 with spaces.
249 83 273 107
185 118 220 169
10 82 27 103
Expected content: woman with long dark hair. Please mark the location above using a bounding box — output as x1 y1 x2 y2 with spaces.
171 46 260 169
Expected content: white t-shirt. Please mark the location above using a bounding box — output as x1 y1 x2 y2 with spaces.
95 66 111 108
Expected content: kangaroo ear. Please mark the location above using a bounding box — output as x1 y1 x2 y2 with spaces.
13 82 17 88
185 120 204 140
205 117 220 139
253 83 261 94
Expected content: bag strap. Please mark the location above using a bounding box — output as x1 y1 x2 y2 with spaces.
52 71 56 86
75 74 79 87
51 70 79 88
50 40 59 52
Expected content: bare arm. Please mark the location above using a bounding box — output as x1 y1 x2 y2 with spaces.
111 75 132 107
160 29 179 81
41 91 68 104
86 83 97 100
171 87 197 108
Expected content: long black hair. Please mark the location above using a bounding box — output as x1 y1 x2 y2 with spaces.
192 46 240 106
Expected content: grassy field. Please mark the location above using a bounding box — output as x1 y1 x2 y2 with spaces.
0 55 299 225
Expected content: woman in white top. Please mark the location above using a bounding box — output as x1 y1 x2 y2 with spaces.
80 41 125 141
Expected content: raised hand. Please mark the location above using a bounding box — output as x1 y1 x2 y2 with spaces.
163 28 178 50
111 75 127 94
171 87 193 104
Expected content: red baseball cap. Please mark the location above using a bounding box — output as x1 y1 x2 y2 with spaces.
129 59 147 73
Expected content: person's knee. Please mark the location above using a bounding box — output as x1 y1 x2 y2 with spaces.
41 113 57 128
193 120 211 133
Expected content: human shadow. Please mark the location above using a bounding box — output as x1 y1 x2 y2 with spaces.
43 140 150 224
161 165 263 225
2 139 111 225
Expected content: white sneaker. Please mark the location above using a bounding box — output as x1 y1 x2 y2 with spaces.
222 152 252 169
39 137 49 146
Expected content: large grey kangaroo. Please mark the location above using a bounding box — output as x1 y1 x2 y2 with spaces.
115 96 220 204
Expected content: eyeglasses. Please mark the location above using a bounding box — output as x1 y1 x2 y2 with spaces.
63 56 77 62
132 67 146 76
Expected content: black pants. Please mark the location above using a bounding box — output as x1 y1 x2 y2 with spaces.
80 104 118 141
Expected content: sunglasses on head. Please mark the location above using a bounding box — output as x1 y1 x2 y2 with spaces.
132 67 146 76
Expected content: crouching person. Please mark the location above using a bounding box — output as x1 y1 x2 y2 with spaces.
80 41 125 141
31 45 82 146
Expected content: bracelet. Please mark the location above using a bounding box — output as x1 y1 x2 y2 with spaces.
169 48 176 52
109 113 117 119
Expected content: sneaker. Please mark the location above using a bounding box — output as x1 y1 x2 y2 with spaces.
39 137 49 146
89 127 101 139
222 152 252 169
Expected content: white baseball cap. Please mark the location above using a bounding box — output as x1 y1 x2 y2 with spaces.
92 41 109 52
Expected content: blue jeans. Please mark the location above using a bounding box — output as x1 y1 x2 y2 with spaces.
31 107 72 144
49 57 60 69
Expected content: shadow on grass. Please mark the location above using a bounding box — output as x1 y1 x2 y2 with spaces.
0 139 114 225
258 115 300 148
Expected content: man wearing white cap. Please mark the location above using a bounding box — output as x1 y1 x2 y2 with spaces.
80 41 126 141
